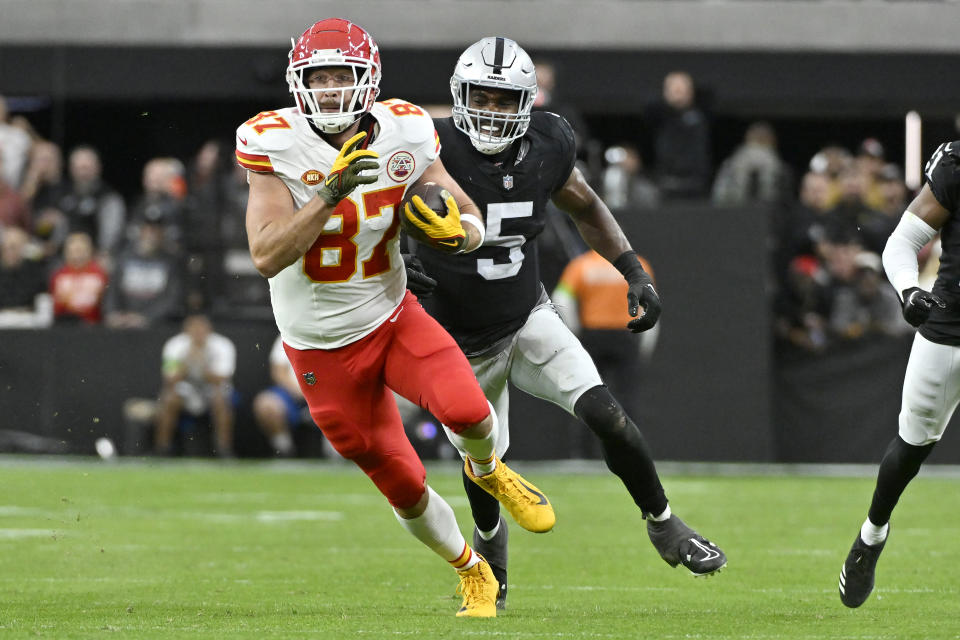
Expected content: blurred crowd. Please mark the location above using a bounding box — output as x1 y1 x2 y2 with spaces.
0 95 262 330
534 67 917 356
0 65 921 351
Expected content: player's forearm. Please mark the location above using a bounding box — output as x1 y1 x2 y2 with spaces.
249 196 334 278
882 212 937 299
459 202 485 253
571 205 632 263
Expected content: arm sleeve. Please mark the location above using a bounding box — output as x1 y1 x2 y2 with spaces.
881 211 938 299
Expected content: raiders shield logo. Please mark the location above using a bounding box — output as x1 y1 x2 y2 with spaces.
503 175 514 190
302 372 317 385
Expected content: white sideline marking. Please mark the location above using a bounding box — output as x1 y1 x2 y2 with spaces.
197 510 344 523
0 528 58 539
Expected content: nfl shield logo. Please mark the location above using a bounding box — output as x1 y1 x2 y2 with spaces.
503 175 514 190
303 372 317 386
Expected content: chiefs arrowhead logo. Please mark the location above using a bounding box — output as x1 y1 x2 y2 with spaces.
301 169 325 186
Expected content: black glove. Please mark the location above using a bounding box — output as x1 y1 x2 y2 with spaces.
900 287 946 327
402 253 437 298
613 250 661 333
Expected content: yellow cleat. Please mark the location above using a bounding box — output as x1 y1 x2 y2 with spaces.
464 457 555 533
455 559 498 618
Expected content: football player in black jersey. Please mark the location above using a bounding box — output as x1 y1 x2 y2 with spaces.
406 37 727 608
839 142 959 608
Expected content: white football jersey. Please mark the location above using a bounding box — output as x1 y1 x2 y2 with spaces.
236 100 439 349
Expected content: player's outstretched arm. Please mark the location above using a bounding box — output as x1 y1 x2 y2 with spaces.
882 184 949 326
415 157 485 253
553 166 660 332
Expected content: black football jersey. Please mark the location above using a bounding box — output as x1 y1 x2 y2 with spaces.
416 113 577 355
918 141 960 345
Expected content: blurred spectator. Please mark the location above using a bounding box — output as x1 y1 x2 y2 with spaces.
103 220 183 328
0 96 32 188
820 165 895 254
49 231 109 325
253 336 309 457
532 59 592 156
19 141 70 258
0 226 51 327
645 70 712 199
854 137 888 212
184 141 230 313
809 144 853 184
601 144 660 211
875 163 909 218
712 121 792 207
552 250 658 420
773 254 831 353
127 157 187 256
774 171 835 280
154 314 236 457
19 140 66 211
0 153 30 231
822 245 908 340
55 145 126 260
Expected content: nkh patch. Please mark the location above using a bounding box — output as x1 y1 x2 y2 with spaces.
301 169 324 185
302 372 317 385
387 151 415 182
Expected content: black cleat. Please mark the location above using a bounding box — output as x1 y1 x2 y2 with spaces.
647 514 727 576
473 515 508 609
839 531 887 608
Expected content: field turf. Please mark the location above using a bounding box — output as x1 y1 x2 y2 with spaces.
0 457 958 639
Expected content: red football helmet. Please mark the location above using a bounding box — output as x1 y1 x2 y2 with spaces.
286 19 382 134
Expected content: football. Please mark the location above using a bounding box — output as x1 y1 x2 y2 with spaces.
400 181 451 242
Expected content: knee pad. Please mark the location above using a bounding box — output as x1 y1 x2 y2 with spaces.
574 386 628 440
898 400 949 446
365 454 427 509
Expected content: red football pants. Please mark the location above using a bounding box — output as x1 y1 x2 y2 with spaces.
284 292 490 508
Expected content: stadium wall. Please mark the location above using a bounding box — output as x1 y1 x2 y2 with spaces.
4 205 960 463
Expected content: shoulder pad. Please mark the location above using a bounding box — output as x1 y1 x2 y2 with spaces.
375 100 436 146
237 110 297 152
925 141 960 212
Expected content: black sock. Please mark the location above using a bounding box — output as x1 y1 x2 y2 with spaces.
574 385 668 517
462 465 501 532
867 435 935 526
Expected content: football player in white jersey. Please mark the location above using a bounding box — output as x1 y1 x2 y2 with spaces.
237 18 555 618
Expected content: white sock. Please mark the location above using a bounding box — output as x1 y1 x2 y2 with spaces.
394 486 480 571
861 518 889 546
446 401 499 475
649 504 672 522
477 520 501 541
270 432 294 455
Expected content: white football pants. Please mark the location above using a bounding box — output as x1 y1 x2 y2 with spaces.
443 299 603 458
899 332 960 445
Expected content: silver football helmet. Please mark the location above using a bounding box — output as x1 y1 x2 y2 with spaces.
450 37 538 154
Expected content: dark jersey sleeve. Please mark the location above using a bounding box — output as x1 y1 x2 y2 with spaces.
924 141 960 213
549 113 578 194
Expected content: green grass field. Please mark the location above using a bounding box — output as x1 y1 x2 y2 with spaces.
1 457 958 639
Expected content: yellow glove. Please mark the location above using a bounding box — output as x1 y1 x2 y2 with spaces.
402 190 467 253
317 132 380 206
